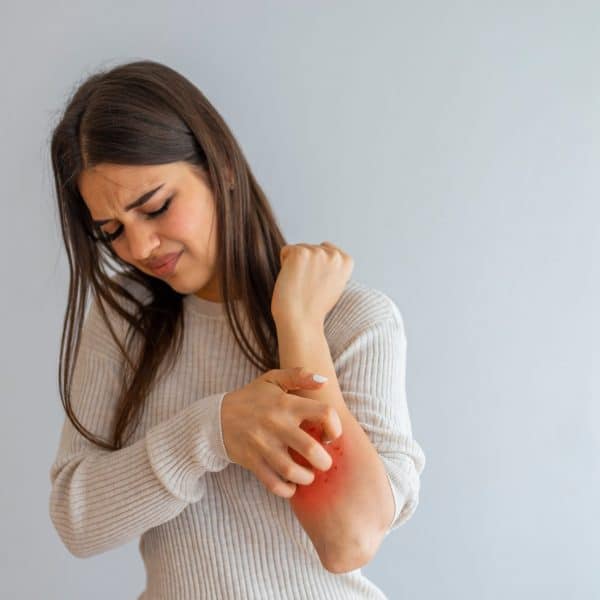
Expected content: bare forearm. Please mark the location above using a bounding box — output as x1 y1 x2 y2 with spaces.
275 318 394 571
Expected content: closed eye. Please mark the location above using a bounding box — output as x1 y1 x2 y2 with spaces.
96 196 173 243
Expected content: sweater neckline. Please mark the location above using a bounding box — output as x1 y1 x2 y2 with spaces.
184 294 243 318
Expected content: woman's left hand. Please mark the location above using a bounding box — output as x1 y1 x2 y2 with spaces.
271 241 354 327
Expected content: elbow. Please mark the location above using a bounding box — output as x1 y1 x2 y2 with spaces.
49 494 93 559
322 549 373 574
50 512 89 559
50 522 88 559
49 459 107 559
320 536 379 574
64 540 93 560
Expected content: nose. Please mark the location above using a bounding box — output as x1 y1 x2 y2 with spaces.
126 222 161 263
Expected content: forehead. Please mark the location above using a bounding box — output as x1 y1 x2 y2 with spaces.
78 162 184 213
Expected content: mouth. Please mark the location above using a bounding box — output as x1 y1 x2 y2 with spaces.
149 251 183 277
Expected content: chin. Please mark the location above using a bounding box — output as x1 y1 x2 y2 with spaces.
167 275 206 296
166 281 193 295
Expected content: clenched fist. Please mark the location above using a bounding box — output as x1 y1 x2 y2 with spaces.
271 241 354 326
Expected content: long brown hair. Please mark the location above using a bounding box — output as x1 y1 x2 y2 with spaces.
50 60 286 450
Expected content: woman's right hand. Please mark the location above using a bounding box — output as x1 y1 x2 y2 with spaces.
221 366 343 498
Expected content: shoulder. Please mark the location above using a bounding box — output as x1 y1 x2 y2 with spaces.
81 272 151 360
85 272 149 322
324 277 405 358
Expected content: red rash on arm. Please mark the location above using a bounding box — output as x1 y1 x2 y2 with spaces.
288 421 348 515
275 320 394 571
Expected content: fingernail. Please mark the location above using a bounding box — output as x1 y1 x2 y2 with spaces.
312 374 328 383
326 431 340 444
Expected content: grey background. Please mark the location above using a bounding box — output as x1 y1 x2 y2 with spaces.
1 1 598 598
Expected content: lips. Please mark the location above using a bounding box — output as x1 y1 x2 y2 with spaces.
148 251 183 276
147 252 181 270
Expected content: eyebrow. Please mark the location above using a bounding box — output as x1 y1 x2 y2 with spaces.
92 183 165 226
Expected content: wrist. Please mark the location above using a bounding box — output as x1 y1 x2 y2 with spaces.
274 313 325 335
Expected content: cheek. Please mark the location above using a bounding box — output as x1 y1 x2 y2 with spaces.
165 208 202 240
171 206 215 246
166 198 217 251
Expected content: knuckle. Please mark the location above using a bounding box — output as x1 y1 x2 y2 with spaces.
281 463 295 480
275 390 290 409
322 404 335 419
267 480 281 494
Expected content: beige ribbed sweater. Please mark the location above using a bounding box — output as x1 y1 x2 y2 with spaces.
48 276 426 599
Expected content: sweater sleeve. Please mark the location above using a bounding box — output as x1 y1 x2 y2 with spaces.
332 306 426 535
48 302 232 559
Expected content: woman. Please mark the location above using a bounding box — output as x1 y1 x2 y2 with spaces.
48 59 426 599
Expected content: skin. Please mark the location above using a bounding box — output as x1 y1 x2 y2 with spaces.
78 161 225 302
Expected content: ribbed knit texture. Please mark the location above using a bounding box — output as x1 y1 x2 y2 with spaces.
48 276 426 600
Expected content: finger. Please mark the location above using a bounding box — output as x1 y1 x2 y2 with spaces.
293 397 343 444
262 441 316 486
263 367 328 392
320 241 341 250
319 241 339 251
287 241 347 258
280 244 310 260
293 243 332 256
286 426 334 472
280 244 293 261
320 241 353 262
252 455 297 499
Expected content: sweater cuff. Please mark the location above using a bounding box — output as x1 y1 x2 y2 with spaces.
381 454 421 535
145 391 232 503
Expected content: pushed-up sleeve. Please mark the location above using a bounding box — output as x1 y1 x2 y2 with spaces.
48 297 232 559
332 303 426 535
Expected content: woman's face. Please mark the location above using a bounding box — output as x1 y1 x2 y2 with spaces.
78 161 222 301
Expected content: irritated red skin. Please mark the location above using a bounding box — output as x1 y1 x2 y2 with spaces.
288 420 348 514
